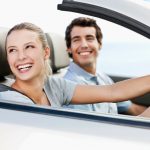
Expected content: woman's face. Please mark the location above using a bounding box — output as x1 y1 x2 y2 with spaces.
6 29 50 82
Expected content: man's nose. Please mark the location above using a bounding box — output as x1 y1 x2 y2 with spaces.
80 39 88 48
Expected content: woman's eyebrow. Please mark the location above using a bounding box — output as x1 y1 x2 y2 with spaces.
7 42 35 49
7 45 16 49
24 42 34 45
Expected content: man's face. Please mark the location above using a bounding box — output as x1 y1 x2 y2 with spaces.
68 26 101 69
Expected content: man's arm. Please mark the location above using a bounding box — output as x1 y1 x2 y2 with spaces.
138 106 150 118
71 75 150 104
123 103 147 115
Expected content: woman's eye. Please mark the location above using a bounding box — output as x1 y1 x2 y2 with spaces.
26 45 34 49
8 49 16 53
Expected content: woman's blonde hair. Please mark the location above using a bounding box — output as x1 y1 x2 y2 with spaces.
6 22 52 79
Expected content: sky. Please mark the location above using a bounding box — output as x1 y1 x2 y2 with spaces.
0 0 81 35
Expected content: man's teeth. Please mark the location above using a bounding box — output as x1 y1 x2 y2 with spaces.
18 64 32 70
79 51 91 56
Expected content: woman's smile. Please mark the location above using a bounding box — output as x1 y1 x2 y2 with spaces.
17 63 33 73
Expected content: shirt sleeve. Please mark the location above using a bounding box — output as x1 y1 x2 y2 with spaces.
44 77 77 107
117 101 132 113
59 77 77 105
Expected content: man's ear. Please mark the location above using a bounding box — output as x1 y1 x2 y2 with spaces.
99 43 102 50
44 47 50 59
67 48 72 58
67 48 72 54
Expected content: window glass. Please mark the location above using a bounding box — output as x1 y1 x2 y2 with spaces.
96 19 150 77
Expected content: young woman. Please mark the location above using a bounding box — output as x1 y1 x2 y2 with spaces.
1 22 150 108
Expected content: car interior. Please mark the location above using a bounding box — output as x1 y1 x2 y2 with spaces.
0 26 149 109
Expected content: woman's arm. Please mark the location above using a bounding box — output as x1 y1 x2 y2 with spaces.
71 75 150 104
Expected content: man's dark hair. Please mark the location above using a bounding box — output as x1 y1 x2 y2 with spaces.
65 17 103 49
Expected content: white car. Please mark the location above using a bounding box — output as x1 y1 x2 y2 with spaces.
0 0 150 150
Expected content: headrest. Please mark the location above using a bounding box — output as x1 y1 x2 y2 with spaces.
45 32 70 73
0 27 11 77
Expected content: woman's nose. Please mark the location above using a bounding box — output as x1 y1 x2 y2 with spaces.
18 50 27 60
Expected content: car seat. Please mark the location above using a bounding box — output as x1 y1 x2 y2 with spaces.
0 27 13 85
45 32 70 75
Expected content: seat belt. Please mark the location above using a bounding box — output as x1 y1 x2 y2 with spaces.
0 83 36 104
0 83 17 92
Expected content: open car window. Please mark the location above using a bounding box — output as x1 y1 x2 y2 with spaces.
96 19 150 78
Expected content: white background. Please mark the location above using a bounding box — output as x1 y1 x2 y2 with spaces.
0 0 149 41
0 0 81 35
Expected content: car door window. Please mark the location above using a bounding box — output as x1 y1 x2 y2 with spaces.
96 19 150 78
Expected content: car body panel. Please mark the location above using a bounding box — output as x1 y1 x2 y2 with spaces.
64 0 150 26
0 100 150 150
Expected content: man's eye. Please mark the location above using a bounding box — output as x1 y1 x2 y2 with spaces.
72 39 79 42
87 37 94 41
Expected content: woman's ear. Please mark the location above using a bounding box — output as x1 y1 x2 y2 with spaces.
44 47 50 59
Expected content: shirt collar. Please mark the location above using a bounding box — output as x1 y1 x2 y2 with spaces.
69 62 97 81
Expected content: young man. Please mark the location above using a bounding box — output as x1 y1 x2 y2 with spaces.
63 17 147 115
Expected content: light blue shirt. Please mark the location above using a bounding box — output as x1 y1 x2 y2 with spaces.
0 77 76 107
64 62 132 114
